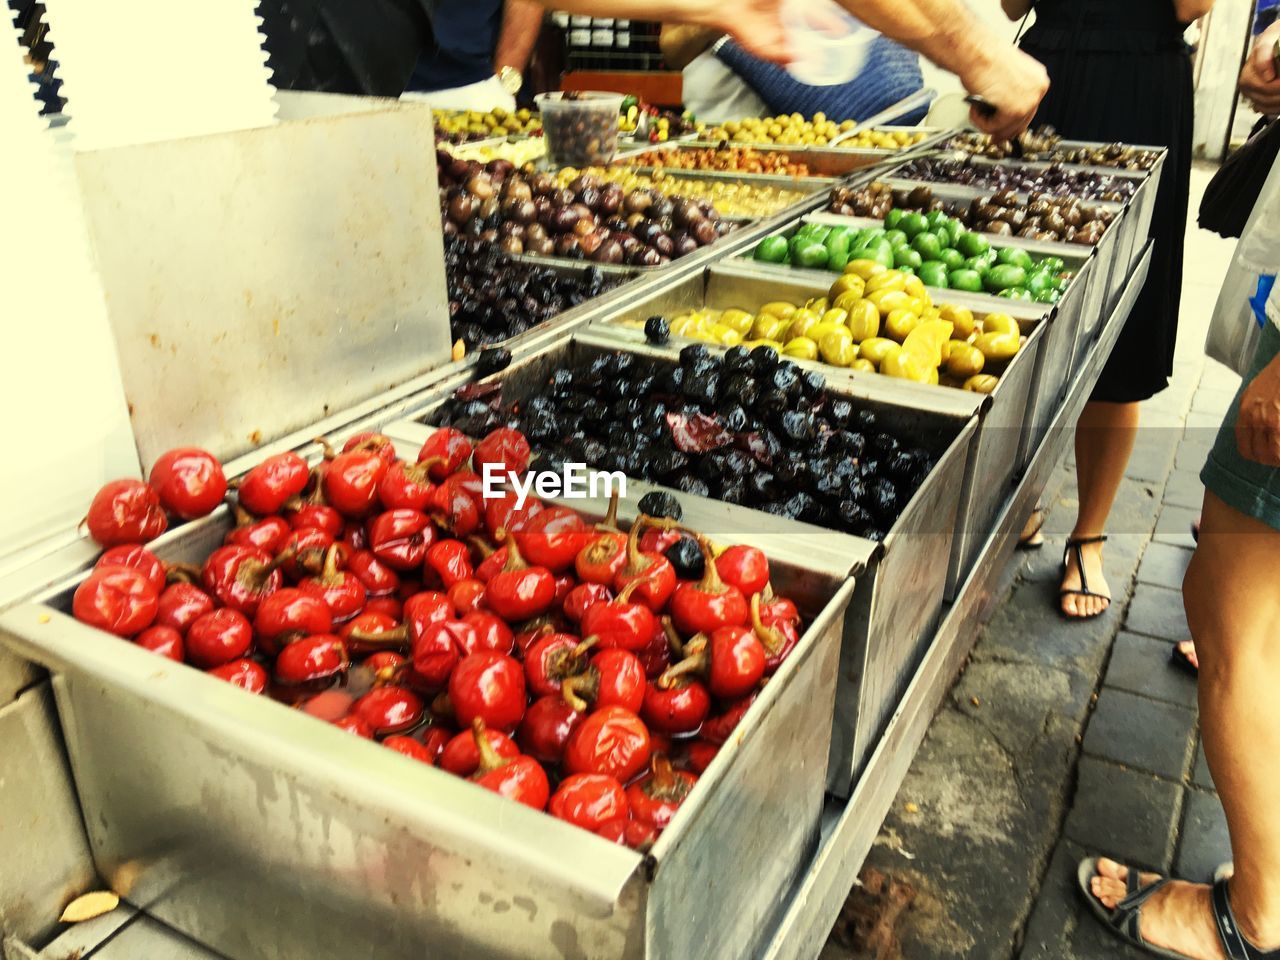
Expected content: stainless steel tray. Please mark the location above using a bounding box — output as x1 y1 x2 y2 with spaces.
876 177 1128 351
582 259 1053 606
405 330 979 797
0 502 856 960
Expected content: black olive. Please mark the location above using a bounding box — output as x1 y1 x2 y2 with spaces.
579 438 608 464
755 389 790 419
645 315 671 345
886 450 916 482
775 410 815 445
853 409 878 430
838 500 876 534
638 490 682 520
682 372 720 406
869 478 901 524
800 369 826 397
747 470 777 500
767 364 801 397
827 430 866 458
665 536 705 579
675 474 710 498
824 398 854 429
871 432 900 457
548 369 574 392
679 344 711 367
723 374 759 408
652 449 690 479
721 478 747 505
723 346 753 373
750 348 780 374
721 404 749 433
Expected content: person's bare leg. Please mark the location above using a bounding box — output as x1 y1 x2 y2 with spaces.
1184 491 1280 948
1061 400 1141 617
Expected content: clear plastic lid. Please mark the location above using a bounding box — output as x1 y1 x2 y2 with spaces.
782 0 875 87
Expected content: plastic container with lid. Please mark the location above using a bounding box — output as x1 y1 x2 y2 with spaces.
535 91 623 167
783 0 875 86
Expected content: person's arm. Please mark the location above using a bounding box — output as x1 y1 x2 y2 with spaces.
493 0 544 75
1002 0 1033 19
1241 19 1280 116
837 0 1048 140
659 23 718 71
539 0 1047 138
1237 351 1280 466
1173 0 1215 22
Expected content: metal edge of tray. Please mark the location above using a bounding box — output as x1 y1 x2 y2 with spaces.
873 176 1130 324
6 508 859 960
613 166 839 192
756 239 1153 960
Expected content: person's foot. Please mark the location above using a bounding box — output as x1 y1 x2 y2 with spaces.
1088 859 1227 960
1018 506 1046 549
1175 639 1200 672
1060 538 1111 618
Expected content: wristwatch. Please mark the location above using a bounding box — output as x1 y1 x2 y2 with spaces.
498 65 523 96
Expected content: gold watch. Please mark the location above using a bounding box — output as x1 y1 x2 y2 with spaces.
498 66 523 96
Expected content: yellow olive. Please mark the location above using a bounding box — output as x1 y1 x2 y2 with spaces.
818 330 856 367
821 307 850 328
707 324 744 346
851 358 877 373
867 289 914 315
964 374 1000 394
759 301 798 320
829 274 866 299
782 336 819 361
751 313 791 341
946 342 986 378
804 297 830 315
975 331 1022 362
903 276 927 300
743 339 783 352
859 337 899 365
845 259 887 281
845 298 881 342
719 308 755 336
831 290 865 314
939 304 976 339
884 309 922 342
866 270 907 295
671 314 708 337
786 310 821 340
981 313 1020 337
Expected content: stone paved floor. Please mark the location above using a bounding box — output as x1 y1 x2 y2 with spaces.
821 166 1244 959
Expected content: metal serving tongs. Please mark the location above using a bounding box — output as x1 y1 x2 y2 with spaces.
963 95 1026 158
828 87 938 147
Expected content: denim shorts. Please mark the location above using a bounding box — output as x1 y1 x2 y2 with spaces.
1201 322 1280 532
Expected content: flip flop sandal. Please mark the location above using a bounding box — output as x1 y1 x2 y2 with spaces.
1059 536 1112 620
1077 858 1188 958
1017 504 1047 552
1214 862 1234 884
1170 641 1199 677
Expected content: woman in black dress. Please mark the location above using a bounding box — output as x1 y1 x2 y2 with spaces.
1003 0 1211 620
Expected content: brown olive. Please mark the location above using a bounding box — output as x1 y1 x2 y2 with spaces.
527 236 555 256
572 217 595 239
597 185 623 216
555 235 582 257
987 220 1013 236
692 219 718 245
502 178 532 203
466 173 495 201
478 197 499 220
672 232 698 257
653 233 674 257
593 238 624 264
551 207 580 234
498 236 523 255
578 230 604 255
907 186 933 208
623 190 654 215
448 194 477 225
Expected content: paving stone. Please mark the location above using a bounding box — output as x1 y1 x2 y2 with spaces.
1063 756 1184 872
1192 386 1239 417
1162 469 1206 511
1174 789 1230 882
1125 431 1180 484
1104 633 1199 709
1124 584 1190 641
1020 838 1089 959
1152 504 1200 549
951 660 1095 754
1186 410 1228 433
973 578 1118 677
1134 542 1194 591
1193 739 1215 790
1175 440 1214 473
1082 688 1196 780
1200 360 1243 392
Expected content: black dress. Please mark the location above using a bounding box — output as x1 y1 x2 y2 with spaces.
1021 0 1194 403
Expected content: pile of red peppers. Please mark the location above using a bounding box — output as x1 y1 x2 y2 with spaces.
72 426 805 848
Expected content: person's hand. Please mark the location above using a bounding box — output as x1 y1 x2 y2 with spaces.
959 41 1049 141
1237 351 1280 466
1240 20 1280 116
685 0 791 64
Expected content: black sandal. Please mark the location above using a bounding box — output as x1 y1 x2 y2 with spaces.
1078 859 1280 959
1060 535 1112 620
1017 504 1046 551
